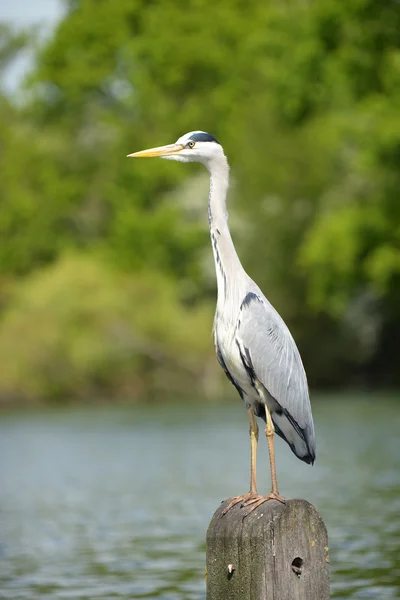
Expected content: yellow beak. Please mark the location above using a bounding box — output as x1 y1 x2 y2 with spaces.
127 143 184 158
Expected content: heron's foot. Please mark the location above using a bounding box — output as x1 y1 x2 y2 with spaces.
242 491 286 515
221 492 262 516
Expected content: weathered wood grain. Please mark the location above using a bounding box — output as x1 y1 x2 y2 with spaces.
206 498 329 600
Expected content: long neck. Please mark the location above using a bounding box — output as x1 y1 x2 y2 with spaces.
207 155 245 305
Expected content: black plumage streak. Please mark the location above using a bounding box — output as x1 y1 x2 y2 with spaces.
236 341 256 388
241 291 262 310
208 199 213 226
211 231 227 297
216 342 244 399
188 132 220 144
208 179 214 226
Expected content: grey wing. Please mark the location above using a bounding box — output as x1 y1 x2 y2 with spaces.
236 291 316 464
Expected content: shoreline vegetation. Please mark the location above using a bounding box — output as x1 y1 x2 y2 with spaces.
1 1 400 405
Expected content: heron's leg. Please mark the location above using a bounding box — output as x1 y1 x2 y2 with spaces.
248 407 259 495
221 408 260 516
242 406 285 512
265 405 280 497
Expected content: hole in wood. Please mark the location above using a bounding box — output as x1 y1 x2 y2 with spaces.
291 557 303 577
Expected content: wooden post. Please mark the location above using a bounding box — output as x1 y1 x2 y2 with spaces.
206 498 329 600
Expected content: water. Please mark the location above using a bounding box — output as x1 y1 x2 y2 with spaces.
0 395 399 599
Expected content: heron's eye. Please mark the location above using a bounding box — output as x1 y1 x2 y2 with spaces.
187 141 195 149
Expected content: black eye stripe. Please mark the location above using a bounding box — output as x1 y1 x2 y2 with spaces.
188 132 220 144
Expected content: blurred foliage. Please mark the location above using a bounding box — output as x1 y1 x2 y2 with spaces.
1 0 400 403
0 253 215 404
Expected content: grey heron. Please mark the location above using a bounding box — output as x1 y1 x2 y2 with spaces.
128 131 315 514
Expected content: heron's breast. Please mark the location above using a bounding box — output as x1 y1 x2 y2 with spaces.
216 328 251 392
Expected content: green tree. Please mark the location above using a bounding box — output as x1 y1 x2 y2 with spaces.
1 0 400 402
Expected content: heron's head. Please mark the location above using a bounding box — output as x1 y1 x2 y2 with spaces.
127 131 224 167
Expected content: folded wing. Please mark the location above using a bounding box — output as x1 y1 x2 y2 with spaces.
236 291 316 463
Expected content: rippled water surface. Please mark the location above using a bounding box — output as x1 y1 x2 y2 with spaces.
1 395 399 599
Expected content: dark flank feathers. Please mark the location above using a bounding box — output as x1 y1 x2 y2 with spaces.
216 342 244 399
273 410 315 465
253 399 315 465
189 132 220 144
